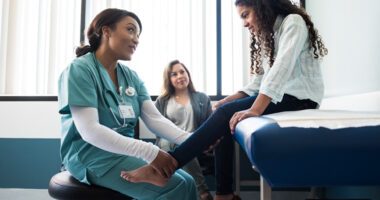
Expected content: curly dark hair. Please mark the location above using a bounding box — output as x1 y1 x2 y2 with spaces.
235 0 328 74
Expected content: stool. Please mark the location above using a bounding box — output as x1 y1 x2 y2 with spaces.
48 171 133 200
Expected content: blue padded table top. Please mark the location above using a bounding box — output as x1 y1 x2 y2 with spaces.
234 116 380 187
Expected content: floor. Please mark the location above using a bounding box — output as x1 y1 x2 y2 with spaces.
0 189 52 200
0 188 311 200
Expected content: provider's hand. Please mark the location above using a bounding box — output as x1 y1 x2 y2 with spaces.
150 149 178 179
229 109 261 134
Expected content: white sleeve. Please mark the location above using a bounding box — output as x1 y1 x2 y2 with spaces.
260 15 308 103
71 106 159 163
140 100 191 144
240 74 263 96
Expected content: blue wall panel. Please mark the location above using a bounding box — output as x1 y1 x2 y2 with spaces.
0 139 61 189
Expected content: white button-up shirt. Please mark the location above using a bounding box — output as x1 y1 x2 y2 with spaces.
240 14 324 105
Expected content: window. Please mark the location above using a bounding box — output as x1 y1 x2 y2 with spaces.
221 1 250 95
84 0 216 96
0 0 81 95
0 0 302 97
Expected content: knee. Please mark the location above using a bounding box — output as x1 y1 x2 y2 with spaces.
183 176 197 198
180 172 196 188
215 102 236 119
170 172 196 192
152 173 196 200
177 172 197 196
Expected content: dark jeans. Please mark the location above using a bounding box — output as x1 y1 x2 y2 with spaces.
169 94 318 194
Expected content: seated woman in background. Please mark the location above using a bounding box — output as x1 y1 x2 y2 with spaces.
155 60 213 200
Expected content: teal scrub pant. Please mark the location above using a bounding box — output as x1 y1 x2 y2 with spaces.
86 156 198 200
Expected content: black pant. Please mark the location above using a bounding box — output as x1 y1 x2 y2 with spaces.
170 94 318 194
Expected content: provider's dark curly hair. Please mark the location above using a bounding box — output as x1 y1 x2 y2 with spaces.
235 0 328 74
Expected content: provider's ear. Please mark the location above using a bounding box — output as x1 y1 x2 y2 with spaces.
101 26 112 38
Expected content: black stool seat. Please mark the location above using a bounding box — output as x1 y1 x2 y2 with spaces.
48 171 133 200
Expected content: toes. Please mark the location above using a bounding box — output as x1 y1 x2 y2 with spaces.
120 172 131 181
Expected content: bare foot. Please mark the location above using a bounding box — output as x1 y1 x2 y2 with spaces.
120 165 169 187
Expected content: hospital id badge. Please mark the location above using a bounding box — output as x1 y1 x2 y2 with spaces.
119 104 135 118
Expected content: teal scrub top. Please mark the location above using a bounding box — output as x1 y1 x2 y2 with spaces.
58 52 151 183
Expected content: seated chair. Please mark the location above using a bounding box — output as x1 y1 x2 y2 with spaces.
48 170 133 200
48 122 142 200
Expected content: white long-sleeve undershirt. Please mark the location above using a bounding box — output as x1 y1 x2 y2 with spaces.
70 100 190 163
140 100 190 144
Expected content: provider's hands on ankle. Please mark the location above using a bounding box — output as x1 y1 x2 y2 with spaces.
151 149 178 178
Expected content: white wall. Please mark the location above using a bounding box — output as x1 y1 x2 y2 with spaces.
306 0 380 97
0 101 156 139
0 101 60 138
